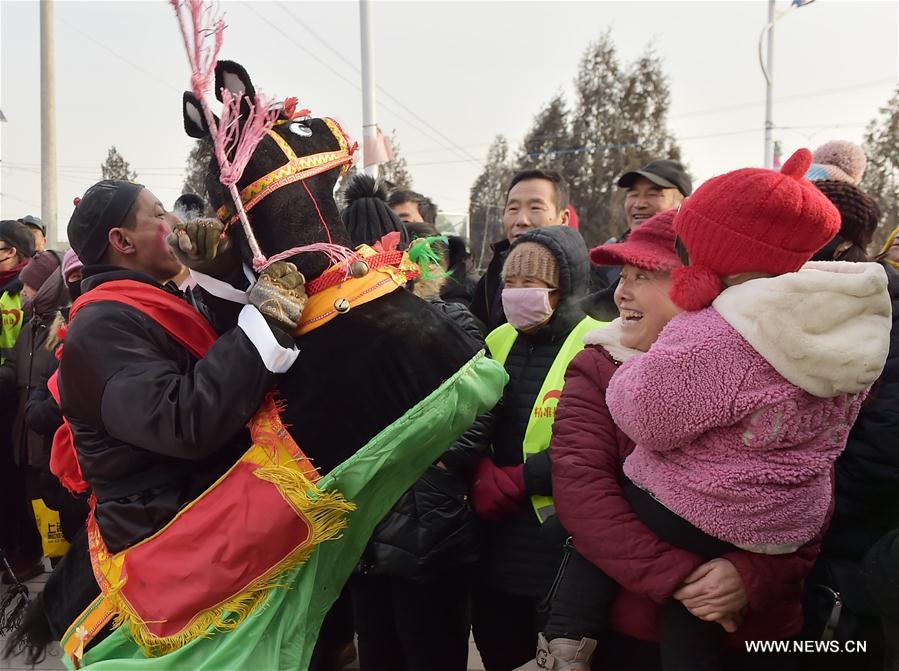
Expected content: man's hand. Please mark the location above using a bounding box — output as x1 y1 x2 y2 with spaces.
673 558 748 631
248 261 307 331
167 218 237 278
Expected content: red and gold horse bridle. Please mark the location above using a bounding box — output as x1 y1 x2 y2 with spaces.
215 117 356 231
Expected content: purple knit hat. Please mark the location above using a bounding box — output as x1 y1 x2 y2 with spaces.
19 252 61 290
61 248 83 281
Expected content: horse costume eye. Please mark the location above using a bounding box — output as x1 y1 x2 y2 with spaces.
289 122 312 137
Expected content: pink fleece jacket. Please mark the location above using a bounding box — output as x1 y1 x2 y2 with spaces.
607 306 866 552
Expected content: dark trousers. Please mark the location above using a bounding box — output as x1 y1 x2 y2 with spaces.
309 586 355 671
350 570 471 671
0 452 42 568
471 589 545 671
545 481 735 671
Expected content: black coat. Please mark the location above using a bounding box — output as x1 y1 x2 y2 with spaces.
823 263 899 563
471 239 510 332
439 236 479 307
476 226 591 599
58 267 286 554
361 299 488 581
805 263 899 646
0 310 62 468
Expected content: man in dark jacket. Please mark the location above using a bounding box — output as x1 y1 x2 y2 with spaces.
34 179 305 643
467 225 601 671
471 170 571 332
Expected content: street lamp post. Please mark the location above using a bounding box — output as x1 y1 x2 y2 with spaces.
759 0 816 169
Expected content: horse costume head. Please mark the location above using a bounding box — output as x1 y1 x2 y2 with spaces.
183 60 357 279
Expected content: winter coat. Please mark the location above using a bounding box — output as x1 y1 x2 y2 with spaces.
440 236 479 307
24 353 63 439
0 308 64 468
608 261 891 552
471 239 510 332
362 296 489 581
0 275 24 446
553 320 826 644
58 266 294 554
475 225 592 598
823 263 899 561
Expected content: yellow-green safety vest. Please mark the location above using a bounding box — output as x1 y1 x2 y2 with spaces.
485 316 606 523
0 290 24 365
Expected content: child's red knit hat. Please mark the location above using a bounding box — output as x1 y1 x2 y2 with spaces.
670 148 841 311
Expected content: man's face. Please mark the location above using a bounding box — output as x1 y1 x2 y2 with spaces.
28 227 46 252
391 201 424 223
0 243 19 272
624 177 683 230
502 179 569 243
118 189 183 282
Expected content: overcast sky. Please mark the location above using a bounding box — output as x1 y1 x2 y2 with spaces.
1 0 897 244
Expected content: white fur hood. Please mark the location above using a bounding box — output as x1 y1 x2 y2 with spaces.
583 319 642 363
713 261 892 398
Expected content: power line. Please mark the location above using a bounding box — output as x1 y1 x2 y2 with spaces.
58 18 182 94
272 2 484 167
670 78 894 120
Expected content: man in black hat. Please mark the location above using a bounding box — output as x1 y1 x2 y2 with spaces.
617 159 691 232
18 215 47 253
584 160 692 319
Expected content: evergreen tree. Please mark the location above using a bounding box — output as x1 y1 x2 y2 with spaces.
567 34 681 245
380 129 413 189
182 139 214 200
100 146 138 181
517 94 570 174
862 86 899 251
469 135 513 270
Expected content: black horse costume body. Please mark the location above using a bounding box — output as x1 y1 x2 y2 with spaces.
10 61 497 667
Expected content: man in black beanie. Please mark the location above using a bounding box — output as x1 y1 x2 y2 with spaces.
37 179 309 639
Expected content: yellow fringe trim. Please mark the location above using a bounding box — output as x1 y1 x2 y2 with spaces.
102 465 355 658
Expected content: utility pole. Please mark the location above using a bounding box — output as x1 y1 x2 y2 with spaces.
359 0 378 178
40 0 58 246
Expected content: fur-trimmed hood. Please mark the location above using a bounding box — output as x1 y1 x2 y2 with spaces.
713 261 891 398
583 319 641 364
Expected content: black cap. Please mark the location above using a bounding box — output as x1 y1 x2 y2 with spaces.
17 215 46 235
0 220 36 258
617 160 692 197
67 180 144 265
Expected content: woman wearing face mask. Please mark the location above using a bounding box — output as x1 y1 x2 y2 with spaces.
467 225 603 671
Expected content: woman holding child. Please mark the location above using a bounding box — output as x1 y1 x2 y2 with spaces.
518 149 892 671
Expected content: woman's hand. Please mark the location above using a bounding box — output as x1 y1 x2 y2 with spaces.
673 558 748 630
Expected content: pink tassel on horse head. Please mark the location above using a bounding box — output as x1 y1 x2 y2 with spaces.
171 0 279 268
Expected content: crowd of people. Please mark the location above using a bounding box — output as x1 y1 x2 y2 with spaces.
1 137 897 671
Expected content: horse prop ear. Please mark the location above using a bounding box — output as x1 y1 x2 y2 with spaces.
183 92 210 139
214 60 256 117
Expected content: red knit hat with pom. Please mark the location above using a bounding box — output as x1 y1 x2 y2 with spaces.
670 148 841 311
